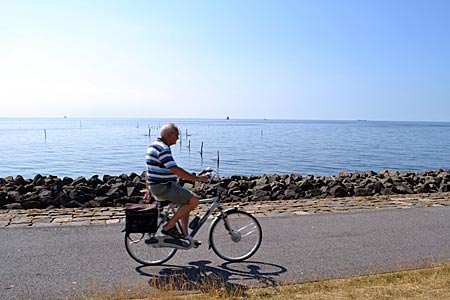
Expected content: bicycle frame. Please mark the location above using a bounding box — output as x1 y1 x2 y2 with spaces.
191 197 220 236
156 194 236 247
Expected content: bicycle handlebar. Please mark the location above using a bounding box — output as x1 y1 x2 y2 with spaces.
198 167 219 185
198 167 214 176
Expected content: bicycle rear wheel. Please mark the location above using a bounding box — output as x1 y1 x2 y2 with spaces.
209 210 262 262
125 232 177 266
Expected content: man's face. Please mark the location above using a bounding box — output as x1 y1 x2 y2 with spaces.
167 129 179 145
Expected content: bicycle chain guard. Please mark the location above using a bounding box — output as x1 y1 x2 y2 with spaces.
145 235 197 250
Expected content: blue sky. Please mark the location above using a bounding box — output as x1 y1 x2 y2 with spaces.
1 0 449 121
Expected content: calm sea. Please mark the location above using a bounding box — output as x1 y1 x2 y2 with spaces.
1 118 449 179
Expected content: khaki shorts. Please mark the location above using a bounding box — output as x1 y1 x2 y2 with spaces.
149 182 192 205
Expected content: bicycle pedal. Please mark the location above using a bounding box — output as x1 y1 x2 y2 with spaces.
193 239 202 248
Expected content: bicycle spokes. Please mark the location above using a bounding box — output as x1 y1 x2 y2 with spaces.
209 210 262 262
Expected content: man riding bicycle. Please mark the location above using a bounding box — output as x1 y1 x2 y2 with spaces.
145 123 208 239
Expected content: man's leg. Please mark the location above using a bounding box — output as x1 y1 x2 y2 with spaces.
163 194 199 235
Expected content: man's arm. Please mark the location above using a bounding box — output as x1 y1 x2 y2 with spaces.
170 166 209 183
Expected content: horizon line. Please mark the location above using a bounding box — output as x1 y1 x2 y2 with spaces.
0 116 449 123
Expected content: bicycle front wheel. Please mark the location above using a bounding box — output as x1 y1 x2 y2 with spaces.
209 210 262 262
125 232 177 266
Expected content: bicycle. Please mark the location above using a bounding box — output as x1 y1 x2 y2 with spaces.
124 168 263 266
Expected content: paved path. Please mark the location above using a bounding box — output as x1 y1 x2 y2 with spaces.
1 192 449 228
1 206 450 300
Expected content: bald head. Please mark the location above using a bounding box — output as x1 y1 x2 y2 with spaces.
160 123 179 145
160 123 178 136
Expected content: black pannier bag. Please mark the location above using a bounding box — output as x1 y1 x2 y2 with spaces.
125 203 158 233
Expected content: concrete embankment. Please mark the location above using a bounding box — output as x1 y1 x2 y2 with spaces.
1 168 450 210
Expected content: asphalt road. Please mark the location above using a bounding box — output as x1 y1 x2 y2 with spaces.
1 207 450 299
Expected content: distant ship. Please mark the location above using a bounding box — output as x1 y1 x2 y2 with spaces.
226 116 230 120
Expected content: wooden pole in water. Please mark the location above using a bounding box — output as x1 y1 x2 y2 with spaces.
44 129 47 140
217 150 220 170
200 142 203 157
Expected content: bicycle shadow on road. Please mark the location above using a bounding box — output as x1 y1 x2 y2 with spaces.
136 260 287 294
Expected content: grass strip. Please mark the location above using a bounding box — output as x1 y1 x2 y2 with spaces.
58 264 450 300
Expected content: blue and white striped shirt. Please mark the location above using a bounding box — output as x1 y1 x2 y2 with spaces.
146 138 178 183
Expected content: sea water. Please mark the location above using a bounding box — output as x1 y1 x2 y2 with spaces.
0 118 449 178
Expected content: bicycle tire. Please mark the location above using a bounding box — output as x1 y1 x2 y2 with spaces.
125 232 177 266
209 210 262 262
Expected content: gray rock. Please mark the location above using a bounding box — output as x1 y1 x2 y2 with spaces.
0 192 7 207
254 183 271 192
88 176 103 188
7 191 22 202
354 187 372 196
96 184 111 196
22 200 43 209
253 189 271 200
439 184 450 192
72 176 88 186
15 175 27 185
298 180 314 191
381 187 396 195
94 196 113 207
62 176 73 185
254 176 269 186
66 200 84 208
33 174 44 186
330 185 348 198
38 190 52 199
126 186 141 197
4 203 22 209
86 200 101 207
284 187 297 199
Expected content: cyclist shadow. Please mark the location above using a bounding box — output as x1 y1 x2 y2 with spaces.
136 260 287 294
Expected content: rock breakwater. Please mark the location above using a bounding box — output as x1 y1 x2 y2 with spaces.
1 169 450 210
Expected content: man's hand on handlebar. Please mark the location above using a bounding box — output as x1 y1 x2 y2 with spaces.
197 175 209 183
196 168 215 183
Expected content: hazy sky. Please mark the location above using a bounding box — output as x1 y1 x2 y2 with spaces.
1 0 449 121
